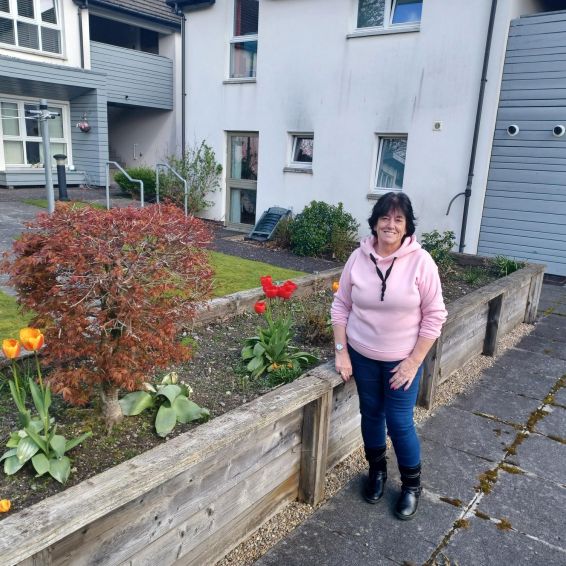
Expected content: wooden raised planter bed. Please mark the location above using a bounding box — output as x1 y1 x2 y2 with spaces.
2 259 544 566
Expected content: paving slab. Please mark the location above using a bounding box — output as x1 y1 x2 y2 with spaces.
527 315 566 342
507 433 566 485
480 348 566 400
256 478 460 566
442 516 566 566
452 383 540 426
517 333 566 362
477 471 566 549
534 405 566 439
418 406 515 462
553 387 566 407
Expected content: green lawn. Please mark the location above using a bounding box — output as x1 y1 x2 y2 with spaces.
0 252 304 342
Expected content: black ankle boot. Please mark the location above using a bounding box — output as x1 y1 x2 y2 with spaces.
395 464 421 520
363 446 387 504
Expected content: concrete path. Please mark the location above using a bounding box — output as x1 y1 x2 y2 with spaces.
256 283 566 566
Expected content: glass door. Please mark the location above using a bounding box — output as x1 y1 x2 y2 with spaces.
226 132 258 228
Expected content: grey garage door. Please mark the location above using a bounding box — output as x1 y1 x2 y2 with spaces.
478 10 566 276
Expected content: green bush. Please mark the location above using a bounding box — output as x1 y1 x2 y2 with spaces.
491 255 525 277
272 215 293 249
290 201 359 259
114 166 157 201
421 230 456 268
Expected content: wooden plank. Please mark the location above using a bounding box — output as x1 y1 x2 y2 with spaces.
330 379 358 421
299 390 332 506
525 270 544 323
327 422 363 471
417 336 443 410
176 474 298 566
48 411 302 565
483 293 504 357
0 372 333 566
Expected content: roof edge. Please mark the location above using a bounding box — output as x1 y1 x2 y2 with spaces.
165 0 216 13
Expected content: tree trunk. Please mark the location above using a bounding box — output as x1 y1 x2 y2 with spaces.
101 383 123 431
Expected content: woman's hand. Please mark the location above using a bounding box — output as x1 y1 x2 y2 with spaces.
390 357 421 391
335 350 353 382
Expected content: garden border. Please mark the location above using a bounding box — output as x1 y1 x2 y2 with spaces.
1 258 544 566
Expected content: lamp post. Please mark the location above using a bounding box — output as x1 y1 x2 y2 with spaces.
53 154 69 201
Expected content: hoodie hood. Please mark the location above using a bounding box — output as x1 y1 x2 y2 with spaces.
359 234 421 261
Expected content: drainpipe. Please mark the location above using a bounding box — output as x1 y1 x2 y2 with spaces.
78 2 87 69
172 3 187 156
459 0 498 253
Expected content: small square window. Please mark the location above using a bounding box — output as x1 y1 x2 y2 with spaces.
289 134 314 168
375 136 407 191
391 0 422 25
357 0 422 30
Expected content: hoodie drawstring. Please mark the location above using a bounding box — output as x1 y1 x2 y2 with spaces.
369 254 397 301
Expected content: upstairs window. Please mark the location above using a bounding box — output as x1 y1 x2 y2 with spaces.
230 0 258 79
375 136 407 191
288 133 314 171
0 0 62 54
357 0 422 30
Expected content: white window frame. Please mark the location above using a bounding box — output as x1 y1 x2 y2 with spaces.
373 134 407 192
0 0 63 55
354 0 422 33
228 0 258 80
285 132 314 173
0 95 72 170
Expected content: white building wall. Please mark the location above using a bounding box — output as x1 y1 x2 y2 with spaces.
184 0 544 241
0 0 83 68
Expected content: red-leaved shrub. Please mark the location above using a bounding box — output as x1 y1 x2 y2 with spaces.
1 203 213 427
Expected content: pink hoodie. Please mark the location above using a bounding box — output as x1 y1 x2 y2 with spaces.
331 235 447 362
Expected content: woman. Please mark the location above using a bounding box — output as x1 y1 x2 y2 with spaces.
331 192 447 520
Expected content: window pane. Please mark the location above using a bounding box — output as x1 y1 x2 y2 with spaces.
293 137 313 163
229 188 256 225
1 102 20 136
36 141 66 164
230 40 257 78
0 17 15 45
40 0 57 24
17 21 39 49
392 0 422 25
0 0 9 13
230 135 258 180
48 106 63 138
25 104 40 136
376 138 407 190
4 141 24 164
17 0 34 18
234 0 258 36
26 141 41 164
41 27 60 53
357 0 385 28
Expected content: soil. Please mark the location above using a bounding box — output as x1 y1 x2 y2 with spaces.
0 237 499 519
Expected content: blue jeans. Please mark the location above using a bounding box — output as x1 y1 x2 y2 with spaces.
349 345 422 468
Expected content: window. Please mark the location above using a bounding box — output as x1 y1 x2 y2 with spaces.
1 99 69 167
287 134 313 171
357 0 422 29
230 0 258 79
374 136 407 191
0 0 61 54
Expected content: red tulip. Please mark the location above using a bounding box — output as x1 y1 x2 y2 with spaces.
264 284 279 298
260 275 273 290
254 300 267 314
277 280 298 300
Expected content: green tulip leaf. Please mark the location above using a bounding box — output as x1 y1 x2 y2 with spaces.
65 431 92 452
4 455 25 475
32 453 50 476
28 419 44 434
155 405 177 437
253 342 266 356
49 456 71 484
44 386 52 414
0 448 17 462
29 379 46 421
173 396 208 424
119 391 154 416
6 432 21 448
24 425 48 454
156 384 182 405
16 436 39 463
50 435 67 458
247 356 264 372
241 345 254 359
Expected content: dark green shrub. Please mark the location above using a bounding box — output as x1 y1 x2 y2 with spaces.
290 201 359 259
114 166 157 201
421 230 456 268
272 215 294 249
491 255 525 277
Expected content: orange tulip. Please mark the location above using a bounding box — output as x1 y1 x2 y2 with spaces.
0 499 11 513
2 339 21 360
332 281 339 293
19 328 44 352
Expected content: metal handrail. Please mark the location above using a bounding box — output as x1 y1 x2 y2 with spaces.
156 163 189 216
105 161 144 210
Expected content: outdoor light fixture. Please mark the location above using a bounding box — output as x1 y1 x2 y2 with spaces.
553 125 565 137
507 124 519 136
76 113 91 133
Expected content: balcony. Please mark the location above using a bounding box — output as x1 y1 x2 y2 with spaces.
90 41 173 110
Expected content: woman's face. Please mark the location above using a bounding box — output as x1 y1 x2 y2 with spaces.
375 208 407 250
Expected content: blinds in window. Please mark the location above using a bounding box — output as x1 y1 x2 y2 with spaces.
17 20 39 49
41 26 59 52
0 0 10 12
40 0 57 24
17 0 34 19
0 16 15 44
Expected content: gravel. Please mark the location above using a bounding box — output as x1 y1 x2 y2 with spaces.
217 322 535 566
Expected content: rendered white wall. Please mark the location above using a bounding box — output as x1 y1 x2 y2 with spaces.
183 0 546 241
